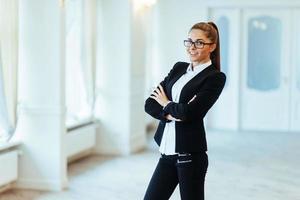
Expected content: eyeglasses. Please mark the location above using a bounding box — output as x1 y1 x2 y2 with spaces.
183 39 214 49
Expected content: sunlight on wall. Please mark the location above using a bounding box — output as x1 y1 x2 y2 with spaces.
132 0 157 13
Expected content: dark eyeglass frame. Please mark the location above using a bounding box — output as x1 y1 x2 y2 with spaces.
183 39 214 49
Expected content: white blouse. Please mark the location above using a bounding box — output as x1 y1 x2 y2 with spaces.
159 60 212 155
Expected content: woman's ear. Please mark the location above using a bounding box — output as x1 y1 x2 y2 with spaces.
209 43 216 53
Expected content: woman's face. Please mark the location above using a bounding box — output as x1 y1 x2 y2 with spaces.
186 29 216 65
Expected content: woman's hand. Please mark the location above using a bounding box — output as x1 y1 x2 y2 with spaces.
166 114 182 121
150 84 170 107
149 84 182 121
166 95 196 121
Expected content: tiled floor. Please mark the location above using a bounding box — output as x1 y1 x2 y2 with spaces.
1 130 300 200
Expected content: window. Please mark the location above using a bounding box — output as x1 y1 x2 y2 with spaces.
65 0 94 128
0 0 18 142
247 16 282 91
0 53 11 142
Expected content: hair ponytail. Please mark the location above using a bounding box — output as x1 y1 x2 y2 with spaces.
207 22 221 71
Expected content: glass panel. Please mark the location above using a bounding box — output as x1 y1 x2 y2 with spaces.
247 16 282 91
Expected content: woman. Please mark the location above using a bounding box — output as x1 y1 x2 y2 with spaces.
144 22 226 200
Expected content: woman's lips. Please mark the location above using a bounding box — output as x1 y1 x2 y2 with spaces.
189 52 198 56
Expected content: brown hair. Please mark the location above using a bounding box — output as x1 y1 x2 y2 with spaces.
189 22 221 71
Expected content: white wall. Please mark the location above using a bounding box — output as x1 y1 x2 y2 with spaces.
152 0 207 83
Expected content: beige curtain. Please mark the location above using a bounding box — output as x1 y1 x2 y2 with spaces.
0 0 18 141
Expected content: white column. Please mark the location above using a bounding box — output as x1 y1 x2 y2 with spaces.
95 0 147 155
15 0 67 191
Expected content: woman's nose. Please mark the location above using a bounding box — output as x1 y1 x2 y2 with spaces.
189 45 196 50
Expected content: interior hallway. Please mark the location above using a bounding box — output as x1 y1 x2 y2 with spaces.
1 130 299 200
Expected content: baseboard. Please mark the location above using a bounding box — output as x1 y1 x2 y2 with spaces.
67 148 94 163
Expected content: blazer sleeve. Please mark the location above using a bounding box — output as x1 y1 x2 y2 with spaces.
162 72 226 122
144 62 180 121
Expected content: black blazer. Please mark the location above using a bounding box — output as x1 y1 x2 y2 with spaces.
145 62 226 153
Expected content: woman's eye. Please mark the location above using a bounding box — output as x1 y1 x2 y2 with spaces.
195 41 203 46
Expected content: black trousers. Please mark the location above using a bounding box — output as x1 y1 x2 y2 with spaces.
144 152 208 200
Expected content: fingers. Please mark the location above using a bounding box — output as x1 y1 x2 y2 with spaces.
154 87 162 96
151 91 158 97
149 95 156 99
165 114 172 120
167 114 182 122
188 95 197 104
173 116 182 121
151 86 162 96
152 85 164 97
150 84 169 107
150 94 162 105
150 85 164 99
149 95 158 102
158 84 166 96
